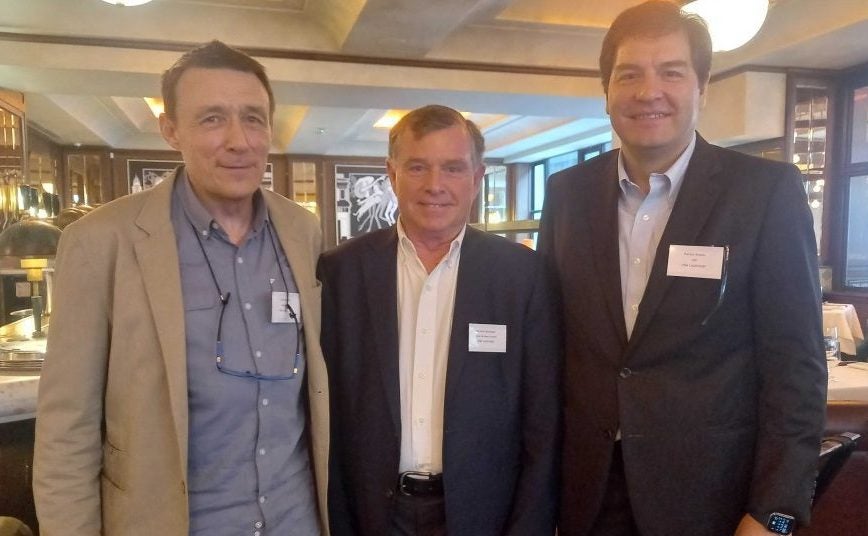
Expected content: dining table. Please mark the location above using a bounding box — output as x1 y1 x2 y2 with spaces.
823 302 864 356
827 362 868 401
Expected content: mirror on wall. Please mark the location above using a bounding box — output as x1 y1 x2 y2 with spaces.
65 152 107 207
0 102 25 229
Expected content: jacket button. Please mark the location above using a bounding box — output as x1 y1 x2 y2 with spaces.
619 367 632 379
385 488 395 498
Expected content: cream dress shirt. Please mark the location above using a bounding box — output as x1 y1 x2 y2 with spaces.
395 220 465 474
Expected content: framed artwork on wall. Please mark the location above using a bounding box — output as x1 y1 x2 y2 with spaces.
334 164 398 243
127 159 181 193
126 160 274 194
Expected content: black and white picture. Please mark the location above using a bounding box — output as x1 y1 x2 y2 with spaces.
334 164 398 243
127 159 181 193
127 160 274 194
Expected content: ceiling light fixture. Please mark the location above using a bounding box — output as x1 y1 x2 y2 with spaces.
374 110 409 129
682 0 769 52
374 109 472 129
101 0 154 6
143 97 164 118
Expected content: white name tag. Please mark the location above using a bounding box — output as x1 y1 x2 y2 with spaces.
666 245 725 280
468 323 507 353
271 291 301 323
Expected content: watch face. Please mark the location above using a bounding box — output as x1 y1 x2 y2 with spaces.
767 513 795 534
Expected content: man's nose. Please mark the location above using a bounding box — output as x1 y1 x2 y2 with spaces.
224 118 252 149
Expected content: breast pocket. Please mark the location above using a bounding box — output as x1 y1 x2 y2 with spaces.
179 260 220 311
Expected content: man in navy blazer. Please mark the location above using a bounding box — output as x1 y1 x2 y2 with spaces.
319 105 561 536
539 2 826 535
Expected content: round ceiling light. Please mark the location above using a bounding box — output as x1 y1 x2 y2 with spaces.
682 0 769 52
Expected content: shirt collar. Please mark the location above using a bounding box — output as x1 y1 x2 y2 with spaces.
396 218 465 270
617 131 697 203
178 167 269 239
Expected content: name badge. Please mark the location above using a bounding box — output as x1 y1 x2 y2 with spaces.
271 292 301 323
468 323 507 353
666 245 725 280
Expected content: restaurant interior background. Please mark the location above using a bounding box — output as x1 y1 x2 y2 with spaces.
0 0 866 323
1 1 868 533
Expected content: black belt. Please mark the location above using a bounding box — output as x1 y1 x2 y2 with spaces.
398 472 444 497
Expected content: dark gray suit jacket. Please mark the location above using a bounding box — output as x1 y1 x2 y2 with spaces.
539 135 826 536
319 226 562 536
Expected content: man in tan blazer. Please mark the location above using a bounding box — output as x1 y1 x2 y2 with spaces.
33 41 329 536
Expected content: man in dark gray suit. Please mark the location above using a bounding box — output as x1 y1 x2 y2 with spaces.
539 2 826 535
320 105 561 536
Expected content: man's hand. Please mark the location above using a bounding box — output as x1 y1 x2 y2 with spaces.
734 514 777 536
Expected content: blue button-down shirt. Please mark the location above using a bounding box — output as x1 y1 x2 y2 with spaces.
171 171 319 536
618 133 696 338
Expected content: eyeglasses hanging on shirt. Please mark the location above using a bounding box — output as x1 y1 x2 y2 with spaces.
190 220 302 380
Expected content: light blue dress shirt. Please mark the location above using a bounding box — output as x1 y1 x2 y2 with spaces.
618 133 696 338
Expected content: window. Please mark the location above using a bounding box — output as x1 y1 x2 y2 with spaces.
841 80 868 290
845 175 868 288
482 165 508 224
529 143 610 220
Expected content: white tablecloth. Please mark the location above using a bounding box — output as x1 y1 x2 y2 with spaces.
828 363 868 401
823 303 864 356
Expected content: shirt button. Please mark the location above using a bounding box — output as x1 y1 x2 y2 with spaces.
418 418 425 424
255 350 262 358
633 257 641 265
620 367 633 379
259 495 267 504
418 373 426 380
254 521 263 529
425 284 432 292
201 229 209 237
211 222 219 229
631 304 639 312
244 302 252 310
237 257 244 264
254 532 261 536
421 327 430 334
262 398 269 406
642 214 650 221
259 448 266 456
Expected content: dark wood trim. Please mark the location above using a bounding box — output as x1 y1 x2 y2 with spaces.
0 31 600 79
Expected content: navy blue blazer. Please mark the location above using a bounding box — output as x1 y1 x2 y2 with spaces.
319 225 562 536
539 135 827 536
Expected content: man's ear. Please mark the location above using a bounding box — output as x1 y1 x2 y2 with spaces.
159 114 181 150
386 158 398 192
699 77 710 108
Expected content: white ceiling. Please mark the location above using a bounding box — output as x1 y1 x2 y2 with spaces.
1 0 867 162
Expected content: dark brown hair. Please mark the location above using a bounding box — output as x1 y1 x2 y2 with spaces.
160 40 274 120
599 0 712 93
389 105 485 166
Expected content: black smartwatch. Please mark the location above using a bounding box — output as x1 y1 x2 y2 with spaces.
766 512 795 535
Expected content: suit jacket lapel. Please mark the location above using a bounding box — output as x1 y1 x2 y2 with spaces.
627 136 724 350
588 155 629 349
444 227 487 405
364 229 402 436
132 172 189 474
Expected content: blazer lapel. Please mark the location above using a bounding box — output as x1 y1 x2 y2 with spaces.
587 155 629 349
364 229 402 436
132 172 189 474
443 227 486 405
627 136 724 350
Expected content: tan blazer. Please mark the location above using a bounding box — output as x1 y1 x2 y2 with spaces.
33 172 329 536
